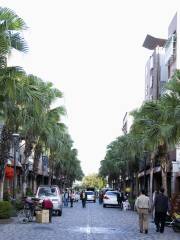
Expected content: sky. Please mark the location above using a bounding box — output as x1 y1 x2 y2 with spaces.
1 0 179 175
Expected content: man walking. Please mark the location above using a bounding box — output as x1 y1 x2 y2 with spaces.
135 190 151 234
153 188 168 233
80 190 87 208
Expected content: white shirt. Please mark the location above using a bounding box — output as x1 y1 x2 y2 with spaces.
135 194 150 209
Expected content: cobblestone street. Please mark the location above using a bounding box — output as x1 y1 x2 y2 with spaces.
0 202 179 240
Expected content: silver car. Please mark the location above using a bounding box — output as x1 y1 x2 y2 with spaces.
36 185 63 216
85 191 96 202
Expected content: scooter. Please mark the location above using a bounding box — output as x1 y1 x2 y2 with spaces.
172 212 180 232
165 212 180 232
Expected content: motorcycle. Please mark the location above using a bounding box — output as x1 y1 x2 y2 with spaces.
165 212 180 232
172 212 180 232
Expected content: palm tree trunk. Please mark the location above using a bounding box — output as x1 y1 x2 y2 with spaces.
48 174 51 185
0 178 5 200
159 144 168 196
135 172 139 196
0 125 12 200
22 131 36 195
149 152 155 205
161 154 168 196
22 174 27 196
33 174 37 194
161 168 168 195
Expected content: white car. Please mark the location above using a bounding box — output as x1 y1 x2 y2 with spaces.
36 185 63 216
85 191 96 202
103 190 120 207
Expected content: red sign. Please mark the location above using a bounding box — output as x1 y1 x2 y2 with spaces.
5 166 14 179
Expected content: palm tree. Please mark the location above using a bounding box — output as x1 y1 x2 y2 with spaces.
0 7 27 68
33 116 66 192
131 99 179 195
0 7 28 200
20 77 65 194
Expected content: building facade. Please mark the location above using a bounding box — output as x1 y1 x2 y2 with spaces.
142 12 180 196
143 35 168 101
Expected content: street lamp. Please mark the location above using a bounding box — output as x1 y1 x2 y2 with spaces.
12 133 20 200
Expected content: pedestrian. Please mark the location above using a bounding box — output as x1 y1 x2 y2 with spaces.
42 197 53 223
70 190 75 207
64 189 69 207
80 190 87 208
153 188 168 233
99 191 103 204
117 192 122 209
135 189 151 234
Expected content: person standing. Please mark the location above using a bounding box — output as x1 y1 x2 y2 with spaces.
70 190 75 207
135 190 151 234
42 197 53 223
99 191 103 204
64 189 69 207
153 188 168 233
80 190 87 208
117 192 122 209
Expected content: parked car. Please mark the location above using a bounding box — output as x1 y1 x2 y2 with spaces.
35 185 63 216
103 190 120 207
85 191 96 202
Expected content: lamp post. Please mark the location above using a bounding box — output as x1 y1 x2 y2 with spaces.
12 133 20 200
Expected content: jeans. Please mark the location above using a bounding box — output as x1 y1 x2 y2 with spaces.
82 200 86 208
64 198 68 207
70 199 73 207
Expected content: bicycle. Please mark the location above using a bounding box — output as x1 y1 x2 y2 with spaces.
17 197 41 224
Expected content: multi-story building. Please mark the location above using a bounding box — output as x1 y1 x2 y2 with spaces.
141 12 180 196
143 34 168 100
164 12 180 195
122 112 133 135
165 12 180 80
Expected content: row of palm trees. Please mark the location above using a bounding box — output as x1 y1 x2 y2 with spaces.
99 70 180 200
0 7 83 200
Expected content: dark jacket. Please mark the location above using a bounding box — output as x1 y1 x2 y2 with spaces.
154 193 168 213
80 192 87 201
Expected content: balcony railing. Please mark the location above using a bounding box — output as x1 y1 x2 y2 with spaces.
165 34 176 65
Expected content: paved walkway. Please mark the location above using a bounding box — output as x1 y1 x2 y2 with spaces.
0 202 179 240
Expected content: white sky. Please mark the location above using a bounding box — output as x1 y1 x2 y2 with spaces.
1 0 179 175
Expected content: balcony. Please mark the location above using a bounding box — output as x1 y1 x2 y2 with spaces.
165 34 176 65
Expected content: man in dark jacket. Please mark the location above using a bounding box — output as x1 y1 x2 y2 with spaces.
80 190 87 208
153 188 168 233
